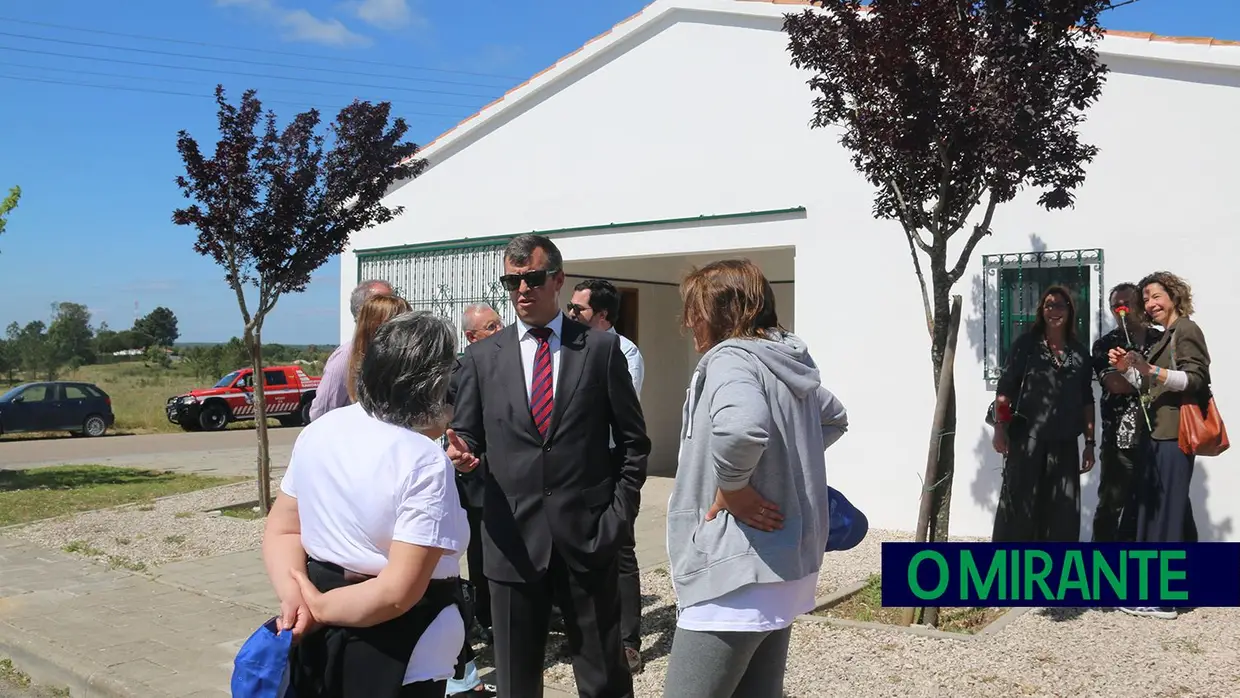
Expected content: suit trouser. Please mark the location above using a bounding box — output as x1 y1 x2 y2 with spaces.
464 505 491 628
617 514 641 651
490 550 632 698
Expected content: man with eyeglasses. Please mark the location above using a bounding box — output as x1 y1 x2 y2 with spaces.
446 235 650 698
566 279 645 674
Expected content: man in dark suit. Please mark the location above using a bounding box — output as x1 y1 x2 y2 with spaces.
447 302 507 645
446 234 650 698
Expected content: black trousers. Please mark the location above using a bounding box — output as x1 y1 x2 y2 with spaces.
617 519 640 652
992 427 1081 543
1092 443 1139 543
490 550 631 698
1129 438 1199 543
465 505 491 628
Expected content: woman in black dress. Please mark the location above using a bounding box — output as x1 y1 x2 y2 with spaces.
990 285 1097 542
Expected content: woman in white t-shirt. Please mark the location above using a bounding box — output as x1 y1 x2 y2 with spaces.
262 310 470 698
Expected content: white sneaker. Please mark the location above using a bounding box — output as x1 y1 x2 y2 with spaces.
1119 606 1177 619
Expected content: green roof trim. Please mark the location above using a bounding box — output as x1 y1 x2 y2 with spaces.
352 206 807 259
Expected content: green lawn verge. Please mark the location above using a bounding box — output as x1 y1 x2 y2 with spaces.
0 465 244 527
815 574 1006 634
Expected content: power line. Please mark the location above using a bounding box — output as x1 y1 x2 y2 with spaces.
0 44 497 100
0 29 514 90
0 16 525 81
0 60 477 111
0 73 467 118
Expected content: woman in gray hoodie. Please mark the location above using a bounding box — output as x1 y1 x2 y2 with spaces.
662 260 848 698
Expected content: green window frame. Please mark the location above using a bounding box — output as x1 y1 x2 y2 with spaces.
355 240 515 355
982 248 1104 380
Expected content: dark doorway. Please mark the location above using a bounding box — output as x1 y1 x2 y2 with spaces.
615 287 639 344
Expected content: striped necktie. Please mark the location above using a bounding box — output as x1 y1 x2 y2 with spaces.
529 327 554 438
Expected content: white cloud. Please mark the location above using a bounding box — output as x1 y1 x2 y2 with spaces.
215 0 372 47
280 9 372 47
349 0 426 30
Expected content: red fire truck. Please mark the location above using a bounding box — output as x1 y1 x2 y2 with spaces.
166 365 320 432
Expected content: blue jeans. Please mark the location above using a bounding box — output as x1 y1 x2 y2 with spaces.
444 659 480 695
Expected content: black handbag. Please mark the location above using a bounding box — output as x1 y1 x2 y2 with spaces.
986 342 1032 427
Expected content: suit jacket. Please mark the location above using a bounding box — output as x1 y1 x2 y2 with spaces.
1145 317 1212 441
446 359 486 510
449 318 650 583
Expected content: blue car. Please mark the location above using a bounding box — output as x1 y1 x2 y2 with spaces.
0 381 116 438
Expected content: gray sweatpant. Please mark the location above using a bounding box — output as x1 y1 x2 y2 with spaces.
661 625 792 698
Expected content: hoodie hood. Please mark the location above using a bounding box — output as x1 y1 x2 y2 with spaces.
696 330 821 399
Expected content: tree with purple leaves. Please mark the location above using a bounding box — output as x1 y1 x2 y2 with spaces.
172 85 425 514
784 0 1114 621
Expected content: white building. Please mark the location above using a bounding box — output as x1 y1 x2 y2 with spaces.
338 0 1240 541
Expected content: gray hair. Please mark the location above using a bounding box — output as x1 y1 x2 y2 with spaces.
350 279 394 319
355 310 458 430
504 234 562 271
461 303 499 331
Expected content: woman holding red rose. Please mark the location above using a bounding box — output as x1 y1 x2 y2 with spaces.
1108 271 1212 621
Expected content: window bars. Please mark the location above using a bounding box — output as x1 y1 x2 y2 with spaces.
981 248 1104 381
357 242 517 354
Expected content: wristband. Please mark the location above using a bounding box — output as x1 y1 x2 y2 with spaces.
1153 366 1161 379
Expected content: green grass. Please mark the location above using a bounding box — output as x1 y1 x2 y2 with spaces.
1 656 71 697
815 574 1006 634
0 658 31 688
218 499 273 520
0 465 244 527
1 362 292 438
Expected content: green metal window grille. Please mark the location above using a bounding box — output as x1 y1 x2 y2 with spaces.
981 248 1104 380
356 241 515 353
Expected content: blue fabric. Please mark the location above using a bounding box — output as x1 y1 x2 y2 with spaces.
826 486 868 552
445 659 480 695
232 617 294 698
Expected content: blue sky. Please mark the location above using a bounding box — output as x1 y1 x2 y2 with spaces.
1 0 1237 344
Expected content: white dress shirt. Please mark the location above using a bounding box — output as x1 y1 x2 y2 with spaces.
515 312 565 401
608 326 644 398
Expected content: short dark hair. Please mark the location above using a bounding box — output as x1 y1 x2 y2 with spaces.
504 234 562 271
574 279 621 324
1108 282 1138 300
355 311 458 429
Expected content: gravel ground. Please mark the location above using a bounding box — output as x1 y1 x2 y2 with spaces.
541 531 1240 698
12 488 1240 697
8 481 267 568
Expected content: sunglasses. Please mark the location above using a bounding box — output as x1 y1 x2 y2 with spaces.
565 303 589 316
499 268 559 292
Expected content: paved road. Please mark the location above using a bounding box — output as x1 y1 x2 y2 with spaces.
0 428 301 478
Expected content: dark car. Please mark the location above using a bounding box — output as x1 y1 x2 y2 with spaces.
0 381 116 438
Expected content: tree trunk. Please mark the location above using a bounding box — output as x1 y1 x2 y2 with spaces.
903 294 962 627
247 325 273 515
916 267 963 628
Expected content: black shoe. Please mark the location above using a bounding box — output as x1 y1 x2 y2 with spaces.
469 624 493 646
549 611 566 634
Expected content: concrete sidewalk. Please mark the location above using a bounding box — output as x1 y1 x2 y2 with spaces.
0 476 675 698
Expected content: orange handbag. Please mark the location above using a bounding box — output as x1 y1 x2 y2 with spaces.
1171 332 1229 456
1180 393 1229 457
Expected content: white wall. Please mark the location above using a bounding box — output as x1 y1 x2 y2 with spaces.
342 4 1240 540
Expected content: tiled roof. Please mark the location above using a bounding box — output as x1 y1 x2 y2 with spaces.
403 0 1240 165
